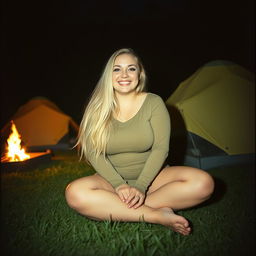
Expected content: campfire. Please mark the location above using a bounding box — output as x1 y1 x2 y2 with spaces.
1 121 52 171
3 121 30 162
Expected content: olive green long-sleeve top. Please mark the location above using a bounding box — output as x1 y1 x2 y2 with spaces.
87 93 171 193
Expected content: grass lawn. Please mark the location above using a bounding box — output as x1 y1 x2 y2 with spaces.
1 150 255 256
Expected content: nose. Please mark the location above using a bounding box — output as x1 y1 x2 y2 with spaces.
121 69 128 78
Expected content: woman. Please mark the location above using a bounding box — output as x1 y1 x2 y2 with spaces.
65 48 214 236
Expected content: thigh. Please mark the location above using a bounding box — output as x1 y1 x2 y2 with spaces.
147 165 208 195
66 173 115 193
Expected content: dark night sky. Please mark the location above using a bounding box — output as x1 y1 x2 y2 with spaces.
1 0 255 128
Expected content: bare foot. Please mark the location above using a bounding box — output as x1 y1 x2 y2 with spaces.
158 207 191 236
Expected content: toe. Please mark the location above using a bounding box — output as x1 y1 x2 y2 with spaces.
174 224 187 234
184 222 189 228
174 224 191 236
174 227 185 235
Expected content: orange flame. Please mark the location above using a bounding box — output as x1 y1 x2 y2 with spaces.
6 121 30 162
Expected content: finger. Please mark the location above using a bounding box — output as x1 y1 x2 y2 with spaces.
121 188 131 201
118 189 129 201
116 187 130 202
117 191 125 202
133 196 144 209
123 191 130 201
126 191 136 204
128 196 140 208
123 191 132 202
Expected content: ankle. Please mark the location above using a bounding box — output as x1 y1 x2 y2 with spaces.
148 208 164 224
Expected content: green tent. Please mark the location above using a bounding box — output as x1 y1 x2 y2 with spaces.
166 60 255 169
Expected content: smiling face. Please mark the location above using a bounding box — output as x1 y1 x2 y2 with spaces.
112 53 140 95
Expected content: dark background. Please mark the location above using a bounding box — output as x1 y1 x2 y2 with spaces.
1 0 255 128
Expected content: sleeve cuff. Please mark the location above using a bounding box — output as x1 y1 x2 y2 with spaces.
133 183 147 194
112 180 127 189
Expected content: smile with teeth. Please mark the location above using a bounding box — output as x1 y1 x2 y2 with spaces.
118 80 131 86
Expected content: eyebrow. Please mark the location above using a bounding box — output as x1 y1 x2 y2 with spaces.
113 64 137 67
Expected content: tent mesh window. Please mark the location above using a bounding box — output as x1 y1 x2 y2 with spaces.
186 132 227 157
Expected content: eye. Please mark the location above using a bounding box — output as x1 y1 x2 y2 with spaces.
128 67 137 72
113 67 120 72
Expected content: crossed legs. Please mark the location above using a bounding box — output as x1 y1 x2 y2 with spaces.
65 166 214 235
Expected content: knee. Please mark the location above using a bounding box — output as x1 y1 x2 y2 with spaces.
193 171 215 200
65 182 89 210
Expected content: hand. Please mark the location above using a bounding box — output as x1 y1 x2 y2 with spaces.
115 184 145 209
115 184 132 203
125 187 145 209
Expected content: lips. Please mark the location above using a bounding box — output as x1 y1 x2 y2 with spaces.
118 80 131 86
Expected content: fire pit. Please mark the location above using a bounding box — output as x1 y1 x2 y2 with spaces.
1 121 52 172
1 151 52 172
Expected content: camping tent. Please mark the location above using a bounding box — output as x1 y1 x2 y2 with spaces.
1 97 79 151
166 60 255 169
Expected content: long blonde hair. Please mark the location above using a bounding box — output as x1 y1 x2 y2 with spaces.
77 48 147 161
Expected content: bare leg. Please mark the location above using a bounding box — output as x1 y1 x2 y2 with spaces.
145 166 215 210
65 174 191 235
143 166 214 234
65 167 214 236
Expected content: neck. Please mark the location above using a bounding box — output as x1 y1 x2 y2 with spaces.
115 91 138 105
